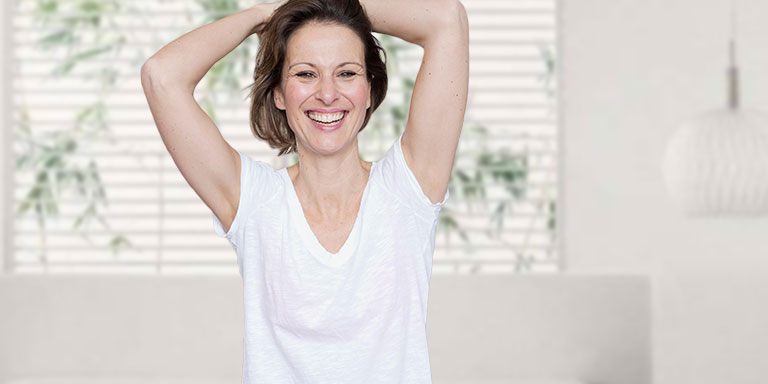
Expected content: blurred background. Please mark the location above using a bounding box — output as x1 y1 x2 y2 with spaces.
0 0 766 383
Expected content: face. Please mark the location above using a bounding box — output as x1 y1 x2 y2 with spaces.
273 21 372 157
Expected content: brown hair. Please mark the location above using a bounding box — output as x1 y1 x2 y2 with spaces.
247 0 389 156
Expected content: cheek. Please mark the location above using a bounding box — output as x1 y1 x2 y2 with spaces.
347 83 370 106
284 83 314 104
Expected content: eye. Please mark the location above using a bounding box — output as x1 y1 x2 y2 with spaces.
296 72 315 78
340 71 357 78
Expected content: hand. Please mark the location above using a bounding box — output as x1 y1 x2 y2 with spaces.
249 0 288 35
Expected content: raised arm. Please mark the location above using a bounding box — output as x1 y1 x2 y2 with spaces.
142 1 285 91
360 0 469 204
140 1 284 234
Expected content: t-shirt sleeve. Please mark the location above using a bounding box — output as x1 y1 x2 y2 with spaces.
380 131 450 221
211 149 275 248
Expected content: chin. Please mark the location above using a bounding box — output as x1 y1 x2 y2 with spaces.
301 129 359 156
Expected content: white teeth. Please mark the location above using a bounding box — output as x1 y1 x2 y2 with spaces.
308 111 345 123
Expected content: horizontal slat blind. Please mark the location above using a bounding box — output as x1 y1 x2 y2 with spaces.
10 0 558 274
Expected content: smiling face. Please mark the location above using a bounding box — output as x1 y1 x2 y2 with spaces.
273 21 372 157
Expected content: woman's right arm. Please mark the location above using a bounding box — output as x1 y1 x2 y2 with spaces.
140 1 284 234
141 2 283 92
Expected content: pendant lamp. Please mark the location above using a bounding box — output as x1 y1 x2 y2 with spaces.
661 0 768 217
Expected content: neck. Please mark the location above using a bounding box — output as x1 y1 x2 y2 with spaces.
288 140 371 216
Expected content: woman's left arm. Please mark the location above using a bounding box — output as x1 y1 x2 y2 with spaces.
360 0 469 204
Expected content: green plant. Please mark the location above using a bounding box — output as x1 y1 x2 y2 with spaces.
15 0 134 268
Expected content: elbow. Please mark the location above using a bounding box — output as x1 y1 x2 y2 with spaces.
416 1 468 47
140 59 190 94
140 59 161 91
456 1 469 42
452 0 468 23
140 59 156 78
435 0 469 40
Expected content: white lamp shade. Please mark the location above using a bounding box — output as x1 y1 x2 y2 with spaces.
662 108 768 217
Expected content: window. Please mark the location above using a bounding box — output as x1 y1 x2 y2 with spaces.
7 0 558 274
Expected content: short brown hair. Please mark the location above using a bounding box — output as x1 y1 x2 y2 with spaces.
247 0 388 156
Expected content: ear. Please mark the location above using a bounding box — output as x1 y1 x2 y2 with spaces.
273 86 286 110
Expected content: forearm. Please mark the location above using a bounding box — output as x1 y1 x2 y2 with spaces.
141 4 274 93
359 0 464 47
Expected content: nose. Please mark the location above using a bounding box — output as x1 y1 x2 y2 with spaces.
315 75 339 105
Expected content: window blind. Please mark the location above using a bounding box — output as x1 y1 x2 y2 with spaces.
9 0 559 274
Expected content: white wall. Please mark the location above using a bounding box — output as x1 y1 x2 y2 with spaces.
561 0 768 383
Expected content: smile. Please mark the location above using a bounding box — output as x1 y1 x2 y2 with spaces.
305 111 347 131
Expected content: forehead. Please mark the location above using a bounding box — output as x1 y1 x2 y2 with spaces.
285 22 365 68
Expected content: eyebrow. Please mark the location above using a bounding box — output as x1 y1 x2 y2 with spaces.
288 62 364 69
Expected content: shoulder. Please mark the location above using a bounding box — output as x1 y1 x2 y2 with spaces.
236 151 284 207
373 133 449 222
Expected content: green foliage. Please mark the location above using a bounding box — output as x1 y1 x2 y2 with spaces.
15 0 134 266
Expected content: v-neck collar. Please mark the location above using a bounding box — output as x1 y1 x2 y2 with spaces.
280 162 376 268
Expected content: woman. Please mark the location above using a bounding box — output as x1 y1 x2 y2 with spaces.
141 0 468 381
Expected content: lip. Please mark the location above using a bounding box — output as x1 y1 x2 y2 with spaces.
305 110 347 132
307 108 347 113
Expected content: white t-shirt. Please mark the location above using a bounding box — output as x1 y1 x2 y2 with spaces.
212 132 448 383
